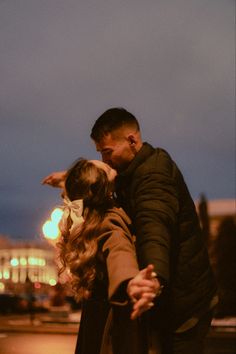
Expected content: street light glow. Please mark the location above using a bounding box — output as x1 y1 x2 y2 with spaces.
51 208 64 223
42 220 60 240
42 207 63 241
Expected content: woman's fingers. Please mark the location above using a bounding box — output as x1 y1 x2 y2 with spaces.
130 295 155 320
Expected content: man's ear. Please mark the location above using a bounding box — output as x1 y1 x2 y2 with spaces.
127 134 137 146
127 130 143 154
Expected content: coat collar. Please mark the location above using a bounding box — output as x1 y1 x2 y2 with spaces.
118 142 155 178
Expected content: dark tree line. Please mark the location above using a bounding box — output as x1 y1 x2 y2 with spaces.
198 195 236 317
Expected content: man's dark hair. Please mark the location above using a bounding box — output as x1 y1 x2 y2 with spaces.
90 107 140 142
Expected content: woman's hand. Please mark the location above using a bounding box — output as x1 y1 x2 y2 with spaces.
41 171 66 188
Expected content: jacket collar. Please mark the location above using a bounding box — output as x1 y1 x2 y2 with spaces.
118 142 155 178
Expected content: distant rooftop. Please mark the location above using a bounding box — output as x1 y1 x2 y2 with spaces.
195 198 236 217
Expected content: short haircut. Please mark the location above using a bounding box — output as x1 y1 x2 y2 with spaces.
90 107 140 142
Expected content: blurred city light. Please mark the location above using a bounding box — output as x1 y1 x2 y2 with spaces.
3 270 10 279
10 258 19 267
51 208 63 223
0 282 5 292
0 247 59 288
49 278 57 286
42 208 63 241
20 257 27 266
34 282 41 289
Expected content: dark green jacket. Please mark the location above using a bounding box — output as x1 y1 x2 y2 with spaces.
116 143 217 330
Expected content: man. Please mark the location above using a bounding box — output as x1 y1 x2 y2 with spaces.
43 107 217 354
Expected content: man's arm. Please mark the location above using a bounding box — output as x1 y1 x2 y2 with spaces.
41 170 67 188
132 163 179 283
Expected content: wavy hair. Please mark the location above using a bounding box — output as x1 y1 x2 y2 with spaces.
58 158 115 301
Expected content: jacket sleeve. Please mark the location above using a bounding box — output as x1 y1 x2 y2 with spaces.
132 153 179 283
101 228 139 302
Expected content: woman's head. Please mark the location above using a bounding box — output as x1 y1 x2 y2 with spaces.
65 158 117 210
58 159 117 301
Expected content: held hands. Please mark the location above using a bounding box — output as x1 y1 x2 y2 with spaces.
41 171 66 188
127 264 163 320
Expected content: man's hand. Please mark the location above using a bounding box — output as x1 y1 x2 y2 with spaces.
127 264 163 320
41 171 66 188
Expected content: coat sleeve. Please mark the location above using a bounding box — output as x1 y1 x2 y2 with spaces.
101 228 139 302
132 153 180 283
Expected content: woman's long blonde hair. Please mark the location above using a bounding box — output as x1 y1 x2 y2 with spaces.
58 159 115 301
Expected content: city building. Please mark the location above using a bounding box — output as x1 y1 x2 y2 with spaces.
0 198 235 296
0 240 58 294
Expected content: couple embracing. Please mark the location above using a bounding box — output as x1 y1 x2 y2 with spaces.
43 108 217 354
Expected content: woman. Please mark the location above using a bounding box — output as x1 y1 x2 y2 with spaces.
57 159 158 354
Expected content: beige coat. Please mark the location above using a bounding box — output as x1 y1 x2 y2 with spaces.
75 207 161 354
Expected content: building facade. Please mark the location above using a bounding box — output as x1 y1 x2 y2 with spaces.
0 243 58 294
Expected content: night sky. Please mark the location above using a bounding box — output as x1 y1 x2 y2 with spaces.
0 0 235 240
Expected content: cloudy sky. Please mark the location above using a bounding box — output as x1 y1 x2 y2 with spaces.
0 0 235 240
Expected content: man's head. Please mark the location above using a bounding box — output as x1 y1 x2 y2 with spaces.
90 107 143 172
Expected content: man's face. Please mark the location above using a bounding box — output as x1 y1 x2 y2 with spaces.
94 132 135 172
